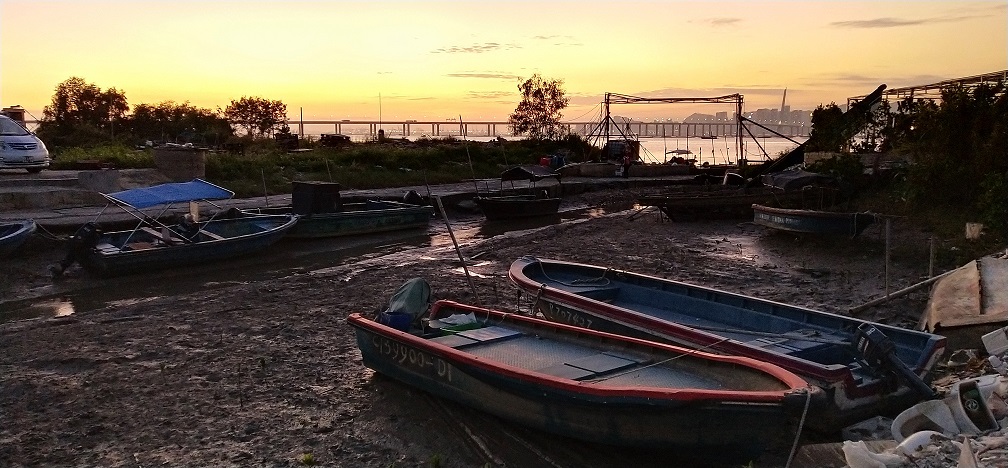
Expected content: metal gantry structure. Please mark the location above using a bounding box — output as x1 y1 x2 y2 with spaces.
586 92 746 163
847 70 1008 108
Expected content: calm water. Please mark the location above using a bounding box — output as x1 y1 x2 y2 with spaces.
638 136 807 166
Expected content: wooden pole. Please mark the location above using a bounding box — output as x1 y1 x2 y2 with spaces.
885 218 891 296
929 236 936 278
433 196 481 307
849 269 954 315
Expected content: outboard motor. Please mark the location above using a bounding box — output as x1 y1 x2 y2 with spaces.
853 323 938 399
51 222 102 277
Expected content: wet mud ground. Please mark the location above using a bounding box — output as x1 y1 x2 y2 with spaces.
0 188 944 467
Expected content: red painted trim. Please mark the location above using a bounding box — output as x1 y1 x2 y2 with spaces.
350 301 811 404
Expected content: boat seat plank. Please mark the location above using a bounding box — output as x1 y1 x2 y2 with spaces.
566 352 639 374
621 300 857 361
536 363 597 380
565 284 620 301
430 334 479 348
454 326 522 344
140 226 183 244
199 229 225 240
536 352 641 381
429 326 523 349
95 242 120 253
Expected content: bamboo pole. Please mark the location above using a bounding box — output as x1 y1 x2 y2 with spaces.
849 267 956 316
433 196 481 307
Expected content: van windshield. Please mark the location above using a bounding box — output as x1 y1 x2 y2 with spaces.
0 116 31 136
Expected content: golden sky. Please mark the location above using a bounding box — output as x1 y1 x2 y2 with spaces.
2 0 1005 122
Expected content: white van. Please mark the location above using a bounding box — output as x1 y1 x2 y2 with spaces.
0 114 50 173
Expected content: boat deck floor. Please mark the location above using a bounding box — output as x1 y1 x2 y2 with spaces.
542 279 854 363
430 325 769 390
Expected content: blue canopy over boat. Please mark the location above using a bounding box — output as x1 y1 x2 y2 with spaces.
103 179 234 209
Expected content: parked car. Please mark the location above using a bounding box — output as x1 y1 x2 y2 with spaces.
0 115 50 173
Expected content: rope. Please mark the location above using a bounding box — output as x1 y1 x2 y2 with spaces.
785 388 813 468
32 222 68 241
587 337 734 383
525 255 611 288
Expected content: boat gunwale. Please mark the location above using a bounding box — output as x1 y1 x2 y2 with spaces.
507 256 946 396
751 203 875 220
349 299 810 403
0 219 36 240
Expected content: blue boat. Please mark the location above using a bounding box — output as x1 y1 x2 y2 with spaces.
349 299 815 460
509 256 946 426
54 179 297 277
753 204 876 237
0 219 36 257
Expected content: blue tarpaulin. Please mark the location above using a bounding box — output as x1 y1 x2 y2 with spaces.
104 179 234 209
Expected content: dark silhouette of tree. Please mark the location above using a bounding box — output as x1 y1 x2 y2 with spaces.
508 74 569 141
37 76 129 146
129 101 232 145
805 103 846 152
224 96 287 139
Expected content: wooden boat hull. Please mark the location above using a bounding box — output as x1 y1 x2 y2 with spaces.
508 256 946 426
0 219 36 257
253 200 433 239
82 214 297 276
350 300 813 459
753 204 875 237
474 195 561 221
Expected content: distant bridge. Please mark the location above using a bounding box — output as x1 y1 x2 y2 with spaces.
292 119 806 139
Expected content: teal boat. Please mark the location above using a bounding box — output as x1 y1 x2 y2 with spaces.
753 204 876 237
54 179 297 277
251 199 432 239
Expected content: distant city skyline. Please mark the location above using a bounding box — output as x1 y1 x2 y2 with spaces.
2 1 1005 124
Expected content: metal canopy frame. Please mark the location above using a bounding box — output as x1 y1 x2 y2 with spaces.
586 92 745 164
847 70 1007 107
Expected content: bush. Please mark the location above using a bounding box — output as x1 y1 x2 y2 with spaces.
51 144 153 169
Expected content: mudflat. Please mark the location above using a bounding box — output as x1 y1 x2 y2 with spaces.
0 188 942 467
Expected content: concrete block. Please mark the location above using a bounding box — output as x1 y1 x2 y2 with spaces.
78 169 121 192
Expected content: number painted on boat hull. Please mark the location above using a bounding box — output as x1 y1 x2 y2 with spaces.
370 335 453 382
538 301 594 329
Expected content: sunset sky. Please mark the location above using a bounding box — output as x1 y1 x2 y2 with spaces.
2 1 1005 123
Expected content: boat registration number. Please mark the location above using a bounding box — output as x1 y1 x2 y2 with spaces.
539 302 594 329
372 336 454 382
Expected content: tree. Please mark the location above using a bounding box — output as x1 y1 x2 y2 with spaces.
805 103 846 152
37 76 129 146
223 96 287 139
508 74 569 141
129 101 232 145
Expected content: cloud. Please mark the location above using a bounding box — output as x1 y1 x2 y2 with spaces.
802 72 947 90
831 13 985 29
431 42 519 54
447 72 521 80
707 17 741 27
533 34 583 47
831 17 926 28
466 90 513 101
